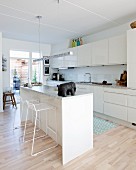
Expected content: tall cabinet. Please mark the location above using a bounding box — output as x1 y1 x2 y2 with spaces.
127 29 136 88
0 32 2 112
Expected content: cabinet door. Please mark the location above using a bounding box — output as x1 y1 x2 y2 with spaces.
64 47 78 67
104 103 127 121
93 86 103 113
128 108 136 123
77 44 92 67
109 35 127 64
92 39 108 65
104 92 127 106
50 57 64 68
127 29 136 88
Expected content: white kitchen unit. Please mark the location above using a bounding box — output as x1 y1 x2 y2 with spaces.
127 29 136 88
109 34 127 64
64 47 78 67
92 39 108 66
50 52 64 68
104 87 127 121
20 86 93 165
127 89 136 123
93 86 104 113
0 32 2 112
77 43 92 67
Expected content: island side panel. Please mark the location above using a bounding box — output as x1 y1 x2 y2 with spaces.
20 87 62 145
62 94 93 165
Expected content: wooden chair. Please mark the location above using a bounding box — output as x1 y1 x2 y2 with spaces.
3 92 17 110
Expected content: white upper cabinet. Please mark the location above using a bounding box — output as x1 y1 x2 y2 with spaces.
127 29 136 88
63 47 78 67
109 35 127 64
92 39 108 66
50 51 64 68
77 43 92 67
50 57 64 68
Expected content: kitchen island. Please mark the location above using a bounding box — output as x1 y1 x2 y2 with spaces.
20 85 93 165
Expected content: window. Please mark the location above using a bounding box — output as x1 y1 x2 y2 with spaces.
32 52 42 83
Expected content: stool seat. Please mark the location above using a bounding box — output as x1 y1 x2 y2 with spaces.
13 98 39 130
3 92 17 109
28 102 55 112
23 100 58 156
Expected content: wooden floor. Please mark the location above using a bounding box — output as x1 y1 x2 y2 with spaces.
0 105 136 170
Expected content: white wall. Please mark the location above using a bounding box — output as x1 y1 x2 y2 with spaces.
0 32 3 112
51 21 131 83
2 38 51 89
83 22 131 44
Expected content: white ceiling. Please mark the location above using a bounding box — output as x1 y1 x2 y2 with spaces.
0 0 136 44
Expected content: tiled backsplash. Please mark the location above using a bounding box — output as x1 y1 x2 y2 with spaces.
58 65 127 84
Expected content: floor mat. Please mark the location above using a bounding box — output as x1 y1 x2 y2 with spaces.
93 116 118 135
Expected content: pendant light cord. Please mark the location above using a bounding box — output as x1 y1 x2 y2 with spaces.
37 16 42 58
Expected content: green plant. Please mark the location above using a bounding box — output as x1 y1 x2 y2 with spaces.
32 69 37 83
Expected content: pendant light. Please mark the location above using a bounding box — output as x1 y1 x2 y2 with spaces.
33 3 73 63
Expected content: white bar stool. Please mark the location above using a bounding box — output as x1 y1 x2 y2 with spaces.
23 101 58 156
13 97 39 130
13 96 25 130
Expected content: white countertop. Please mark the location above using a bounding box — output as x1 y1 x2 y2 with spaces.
21 85 92 99
76 82 128 89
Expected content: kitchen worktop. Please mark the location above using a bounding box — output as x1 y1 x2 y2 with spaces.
76 82 128 89
21 85 92 99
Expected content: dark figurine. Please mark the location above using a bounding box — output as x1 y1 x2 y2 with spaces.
57 82 76 97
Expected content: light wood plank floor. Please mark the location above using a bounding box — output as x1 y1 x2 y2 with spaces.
0 105 136 170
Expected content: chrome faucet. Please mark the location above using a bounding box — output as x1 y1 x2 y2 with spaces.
84 73 91 83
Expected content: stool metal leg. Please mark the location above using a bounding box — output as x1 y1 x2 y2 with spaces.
13 100 25 130
23 108 46 143
23 106 29 142
31 110 38 156
31 108 58 156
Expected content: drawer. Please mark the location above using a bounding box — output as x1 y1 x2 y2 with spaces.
128 108 136 123
127 89 136 96
104 92 127 106
104 103 127 121
127 95 136 109
104 87 127 94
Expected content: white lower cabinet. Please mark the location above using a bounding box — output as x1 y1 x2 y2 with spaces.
104 103 127 121
104 92 127 106
128 108 136 123
93 86 103 113
127 89 136 123
127 95 136 109
104 88 127 121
